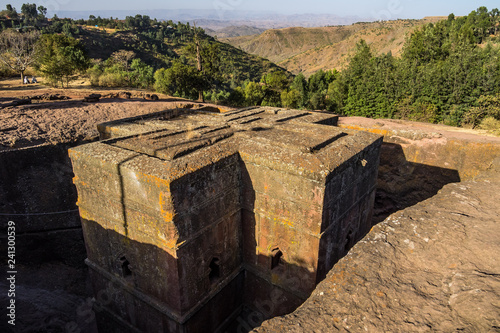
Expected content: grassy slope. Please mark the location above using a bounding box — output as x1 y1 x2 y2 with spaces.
224 17 446 76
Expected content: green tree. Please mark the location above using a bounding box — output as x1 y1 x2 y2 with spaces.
491 8 500 35
154 61 207 99
37 5 47 18
183 33 224 101
260 71 290 107
227 87 245 106
326 77 347 112
306 69 337 110
36 34 90 87
473 6 492 42
21 3 37 25
340 41 399 118
281 89 301 109
3 4 18 19
291 73 308 108
130 58 153 89
244 81 265 106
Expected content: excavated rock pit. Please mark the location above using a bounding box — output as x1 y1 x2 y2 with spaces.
1 101 500 332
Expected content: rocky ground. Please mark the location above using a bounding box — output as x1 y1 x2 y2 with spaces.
0 78 231 151
255 158 500 332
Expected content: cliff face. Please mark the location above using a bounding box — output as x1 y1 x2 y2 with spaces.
255 160 500 332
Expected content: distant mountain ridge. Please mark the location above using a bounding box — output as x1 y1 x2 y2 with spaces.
52 9 365 29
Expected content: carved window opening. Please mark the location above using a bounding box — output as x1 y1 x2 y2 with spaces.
120 256 132 278
271 248 283 270
209 258 220 283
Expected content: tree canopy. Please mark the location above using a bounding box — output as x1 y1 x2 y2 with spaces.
0 29 40 82
35 34 89 87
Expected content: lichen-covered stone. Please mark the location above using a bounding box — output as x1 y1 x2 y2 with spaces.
69 107 382 332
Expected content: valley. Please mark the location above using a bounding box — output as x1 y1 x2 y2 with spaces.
224 17 446 75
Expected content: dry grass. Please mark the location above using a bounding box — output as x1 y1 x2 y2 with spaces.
478 117 500 136
81 25 118 34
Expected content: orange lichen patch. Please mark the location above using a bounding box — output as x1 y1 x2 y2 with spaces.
78 207 93 222
68 149 83 160
327 269 348 284
136 171 171 188
165 238 179 252
338 124 390 137
159 192 174 222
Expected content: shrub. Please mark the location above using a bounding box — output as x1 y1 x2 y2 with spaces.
281 89 301 109
478 116 500 135
396 96 439 123
244 81 264 106
461 95 500 128
129 59 153 89
462 107 484 128
0 62 16 77
211 90 230 105
98 72 126 87
86 65 103 86
227 87 245 107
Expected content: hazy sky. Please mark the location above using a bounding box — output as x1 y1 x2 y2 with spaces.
4 0 499 20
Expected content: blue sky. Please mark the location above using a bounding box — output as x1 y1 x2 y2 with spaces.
4 0 499 20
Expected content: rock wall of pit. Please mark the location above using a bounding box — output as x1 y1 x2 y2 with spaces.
0 144 85 266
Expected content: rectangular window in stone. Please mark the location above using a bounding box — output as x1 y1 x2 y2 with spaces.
209 258 220 283
120 256 132 278
271 248 283 270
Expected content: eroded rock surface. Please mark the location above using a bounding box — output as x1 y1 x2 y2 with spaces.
255 158 500 332
0 100 230 150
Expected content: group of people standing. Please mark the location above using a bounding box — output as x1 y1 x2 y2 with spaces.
23 76 37 84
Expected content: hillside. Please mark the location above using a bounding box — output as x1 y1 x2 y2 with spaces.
224 17 446 76
0 14 288 91
74 24 286 85
205 25 266 38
